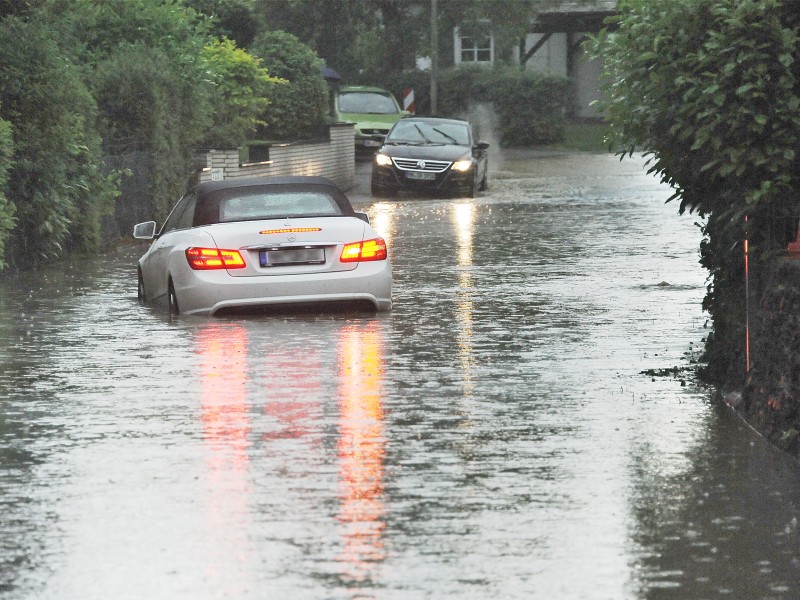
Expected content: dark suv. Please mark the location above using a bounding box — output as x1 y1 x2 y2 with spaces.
371 117 489 197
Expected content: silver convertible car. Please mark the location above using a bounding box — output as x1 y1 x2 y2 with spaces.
133 176 392 316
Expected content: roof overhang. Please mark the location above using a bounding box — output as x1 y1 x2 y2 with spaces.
532 10 617 33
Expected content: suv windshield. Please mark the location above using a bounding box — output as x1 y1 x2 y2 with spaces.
338 92 399 114
387 121 470 146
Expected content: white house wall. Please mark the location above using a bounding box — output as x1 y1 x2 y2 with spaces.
574 47 604 119
514 32 602 119
515 33 569 75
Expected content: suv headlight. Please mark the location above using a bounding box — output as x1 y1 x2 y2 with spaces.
375 153 392 167
452 159 472 172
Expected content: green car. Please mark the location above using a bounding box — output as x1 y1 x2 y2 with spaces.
333 85 408 155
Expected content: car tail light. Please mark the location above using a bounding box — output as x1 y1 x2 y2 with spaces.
186 247 246 270
260 227 321 235
340 238 387 263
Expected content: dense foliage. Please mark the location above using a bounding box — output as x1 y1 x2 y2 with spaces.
199 38 278 149
383 66 572 146
593 0 800 385
184 0 259 47
0 14 116 268
0 113 12 268
0 0 287 265
249 30 327 141
83 0 216 222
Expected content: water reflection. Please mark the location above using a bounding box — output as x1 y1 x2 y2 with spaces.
3 156 800 598
195 322 254 586
451 202 476 395
198 323 251 458
336 322 386 587
369 202 397 248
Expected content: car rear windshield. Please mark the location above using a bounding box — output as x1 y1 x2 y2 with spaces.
338 92 398 114
194 190 344 226
388 121 470 145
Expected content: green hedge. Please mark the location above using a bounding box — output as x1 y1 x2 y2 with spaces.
0 16 115 268
0 114 12 269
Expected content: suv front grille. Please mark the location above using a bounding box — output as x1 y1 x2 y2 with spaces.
392 158 451 172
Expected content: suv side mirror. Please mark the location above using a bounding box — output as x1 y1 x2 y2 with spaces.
133 221 157 240
475 141 490 150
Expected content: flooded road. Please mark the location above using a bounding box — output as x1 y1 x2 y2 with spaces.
1 152 799 599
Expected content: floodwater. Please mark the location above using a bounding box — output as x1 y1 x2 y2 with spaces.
1 153 799 599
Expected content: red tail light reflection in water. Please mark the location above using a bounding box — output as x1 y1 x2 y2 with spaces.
196 323 253 583
261 348 323 441
336 322 387 584
198 323 251 470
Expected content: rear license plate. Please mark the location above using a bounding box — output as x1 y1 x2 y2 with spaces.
260 247 325 267
406 171 435 181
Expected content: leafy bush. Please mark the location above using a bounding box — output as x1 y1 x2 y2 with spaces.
490 68 572 146
200 38 279 149
93 42 212 222
184 0 260 47
249 30 327 141
0 15 115 268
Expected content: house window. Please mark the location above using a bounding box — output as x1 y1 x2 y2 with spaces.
454 26 494 65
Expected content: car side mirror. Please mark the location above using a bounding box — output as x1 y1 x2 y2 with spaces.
475 141 490 150
354 212 371 224
133 221 157 240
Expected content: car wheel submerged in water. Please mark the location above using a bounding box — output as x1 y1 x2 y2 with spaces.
168 278 179 315
132 176 392 316
137 268 146 304
370 116 489 198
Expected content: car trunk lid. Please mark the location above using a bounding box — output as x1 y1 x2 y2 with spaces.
205 217 366 276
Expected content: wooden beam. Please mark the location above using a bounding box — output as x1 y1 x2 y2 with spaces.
522 32 552 65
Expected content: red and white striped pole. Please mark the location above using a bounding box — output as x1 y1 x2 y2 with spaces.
402 88 415 114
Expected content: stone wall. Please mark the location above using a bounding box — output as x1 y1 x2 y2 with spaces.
194 123 356 191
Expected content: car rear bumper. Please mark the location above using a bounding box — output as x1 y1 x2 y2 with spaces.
355 134 386 154
174 261 392 316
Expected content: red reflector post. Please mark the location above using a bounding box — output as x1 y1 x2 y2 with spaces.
340 238 387 263
186 247 246 270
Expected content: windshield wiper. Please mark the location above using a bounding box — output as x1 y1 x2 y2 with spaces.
414 124 433 143
432 127 459 144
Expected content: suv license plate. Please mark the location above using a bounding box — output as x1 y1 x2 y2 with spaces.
406 171 435 181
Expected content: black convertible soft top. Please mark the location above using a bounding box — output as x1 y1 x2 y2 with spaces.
191 176 356 226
